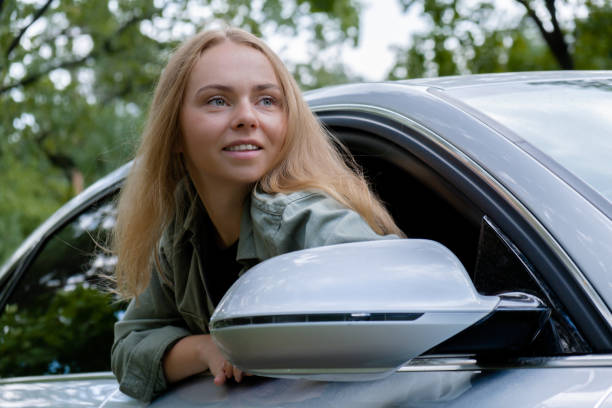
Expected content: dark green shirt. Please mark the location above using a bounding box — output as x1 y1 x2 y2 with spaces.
111 184 398 401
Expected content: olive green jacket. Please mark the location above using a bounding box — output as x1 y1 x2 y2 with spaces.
111 186 397 401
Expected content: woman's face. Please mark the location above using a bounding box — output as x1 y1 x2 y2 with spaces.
179 41 287 194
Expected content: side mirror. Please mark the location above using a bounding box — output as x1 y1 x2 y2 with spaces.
210 240 539 381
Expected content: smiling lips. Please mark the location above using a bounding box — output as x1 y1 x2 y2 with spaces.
223 144 261 152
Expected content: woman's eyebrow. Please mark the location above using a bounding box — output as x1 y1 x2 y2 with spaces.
195 83 281 97
195 84 232 96
254 83 281 92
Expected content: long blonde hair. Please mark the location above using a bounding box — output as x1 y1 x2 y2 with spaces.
113 27 404 299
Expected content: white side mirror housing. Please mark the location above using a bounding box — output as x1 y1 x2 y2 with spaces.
211 239 499 380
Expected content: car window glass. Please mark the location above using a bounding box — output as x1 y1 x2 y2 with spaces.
449 79 612 203
473 216 590 354
0 195 125 378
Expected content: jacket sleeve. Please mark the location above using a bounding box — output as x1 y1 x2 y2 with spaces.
111 245 190 402
266 192 399 255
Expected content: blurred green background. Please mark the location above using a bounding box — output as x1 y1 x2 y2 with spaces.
1 0 611 265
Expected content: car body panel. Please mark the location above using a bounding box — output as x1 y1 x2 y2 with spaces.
0 373 143 408
151 360 612 407
2 360 612 408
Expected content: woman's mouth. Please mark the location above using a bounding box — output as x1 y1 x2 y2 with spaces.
223 144 261 152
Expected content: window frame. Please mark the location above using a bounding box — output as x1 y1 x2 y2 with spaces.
316 108 612 351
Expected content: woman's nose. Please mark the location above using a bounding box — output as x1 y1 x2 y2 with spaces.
232 101 258 129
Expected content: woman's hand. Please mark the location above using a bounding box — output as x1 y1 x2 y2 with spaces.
211 360 244 385
200 336 245 385
162 334 246 385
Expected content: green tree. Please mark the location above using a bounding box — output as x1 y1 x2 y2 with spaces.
0 0 362 265
388 0 612 79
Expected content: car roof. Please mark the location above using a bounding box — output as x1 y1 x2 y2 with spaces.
304 70 612 111
303 71 612 102
394 70 612 90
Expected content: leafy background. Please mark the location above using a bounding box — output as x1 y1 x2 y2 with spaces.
1 0 611 265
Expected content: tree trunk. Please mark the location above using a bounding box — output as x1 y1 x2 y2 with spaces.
516 0 574 69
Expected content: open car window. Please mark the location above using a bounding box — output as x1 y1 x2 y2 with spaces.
331 124 591 356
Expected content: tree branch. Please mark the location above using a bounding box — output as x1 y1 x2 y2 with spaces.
0 55 90 94
515 0 548 37
0 9 156 95
544 0 572 69
6 0 54 58
30 128 76 181
515 0 573 69
102 13 148 53
545 0 560 31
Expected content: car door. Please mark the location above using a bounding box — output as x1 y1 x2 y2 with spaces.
313 105 612 406
0 168 144 407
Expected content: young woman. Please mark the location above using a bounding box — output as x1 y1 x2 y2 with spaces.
111 27 404 402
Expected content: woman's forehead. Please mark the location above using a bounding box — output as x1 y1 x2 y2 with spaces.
190 41 279 87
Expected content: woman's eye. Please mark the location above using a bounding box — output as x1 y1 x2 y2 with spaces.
259 97 275 107
207 97 226 107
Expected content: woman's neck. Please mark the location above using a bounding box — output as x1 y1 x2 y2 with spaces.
194 182 252 248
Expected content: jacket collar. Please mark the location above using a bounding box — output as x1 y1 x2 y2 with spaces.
236 193 258 263
178 178 259 263
182 189 202 234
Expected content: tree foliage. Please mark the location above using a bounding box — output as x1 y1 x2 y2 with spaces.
388 0 612 79
0 0 361 265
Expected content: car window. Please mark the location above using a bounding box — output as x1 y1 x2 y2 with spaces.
332 123 590 355
472 216 590 354
334 127 482 271
0 194 125 378
448 79 612 204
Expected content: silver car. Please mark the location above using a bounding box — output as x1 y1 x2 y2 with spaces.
1 71 611 407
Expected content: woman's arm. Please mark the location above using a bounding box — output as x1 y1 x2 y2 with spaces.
112 255 244 400
162 334 244 385
111 264 189 401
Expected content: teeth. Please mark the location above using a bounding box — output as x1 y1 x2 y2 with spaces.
225 144 260 152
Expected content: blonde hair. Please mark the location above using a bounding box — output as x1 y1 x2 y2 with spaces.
113 27 404 299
